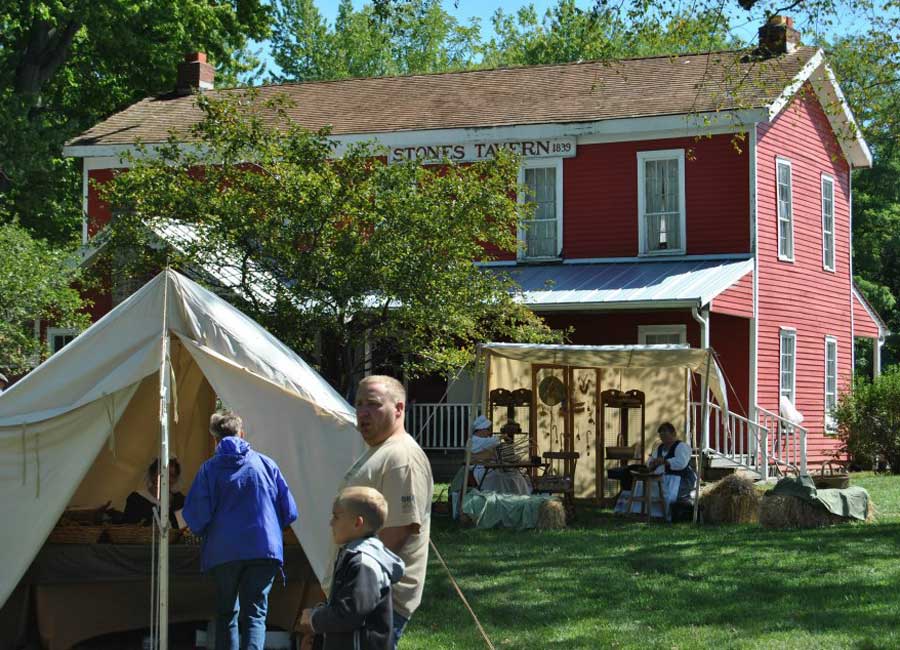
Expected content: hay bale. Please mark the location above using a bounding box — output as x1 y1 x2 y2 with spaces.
699 473 761 524
536 498 566 530
759 492 877 529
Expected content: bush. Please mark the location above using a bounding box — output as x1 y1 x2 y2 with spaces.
835 367 900 473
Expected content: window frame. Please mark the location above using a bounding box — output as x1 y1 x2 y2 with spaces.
776 158 794 262
779 327 797 404
821 173 835 272
517 157 564 261
824 335 838 434
637 149 687 257
637 324 687 345
47 327 79 355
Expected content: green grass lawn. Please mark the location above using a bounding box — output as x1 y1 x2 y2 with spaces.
404 474 900 649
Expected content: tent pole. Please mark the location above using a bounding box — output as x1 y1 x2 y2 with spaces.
157 269 172 650
693 353 712 524
460 345 482 522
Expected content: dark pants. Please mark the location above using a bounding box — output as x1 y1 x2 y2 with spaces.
210 559 280 650
391 611 409 649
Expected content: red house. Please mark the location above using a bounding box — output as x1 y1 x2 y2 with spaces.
64 19 887 475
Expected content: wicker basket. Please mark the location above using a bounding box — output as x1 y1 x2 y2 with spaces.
813 461 850 490
47 523 105 544
106 524 181 545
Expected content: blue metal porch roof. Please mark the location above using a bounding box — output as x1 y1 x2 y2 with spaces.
496 257 753 310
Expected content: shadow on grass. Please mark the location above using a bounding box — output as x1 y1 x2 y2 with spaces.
414 503 900 649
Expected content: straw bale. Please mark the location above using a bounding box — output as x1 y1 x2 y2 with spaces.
536 498 566 529
759 493 876 529
699 473 761 524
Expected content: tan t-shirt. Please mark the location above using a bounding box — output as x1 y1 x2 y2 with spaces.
341 432 434 618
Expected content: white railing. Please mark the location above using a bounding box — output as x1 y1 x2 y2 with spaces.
756 406 808 477
690 401 765 471
406 403 477 450
690 401 808 479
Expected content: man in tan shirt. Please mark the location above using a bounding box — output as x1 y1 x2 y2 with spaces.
340 375 433 648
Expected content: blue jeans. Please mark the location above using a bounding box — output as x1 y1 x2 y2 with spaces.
211 559 279 650
392 611 409 649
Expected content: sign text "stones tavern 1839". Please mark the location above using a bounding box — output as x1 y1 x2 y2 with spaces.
388 138 577 163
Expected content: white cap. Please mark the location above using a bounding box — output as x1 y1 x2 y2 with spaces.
471 415 492 432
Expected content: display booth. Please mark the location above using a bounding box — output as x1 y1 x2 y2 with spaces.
0 270 364 649
465 343 729 504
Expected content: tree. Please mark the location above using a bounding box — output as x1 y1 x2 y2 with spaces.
270 0 480 82
835 368 900 472
0 0 273 243
99 92 559 394
0 222 89 376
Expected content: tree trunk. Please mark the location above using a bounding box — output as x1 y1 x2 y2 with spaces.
14 17 81 97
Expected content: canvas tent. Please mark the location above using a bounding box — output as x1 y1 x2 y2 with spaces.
469 343 728 501
0 269 364 612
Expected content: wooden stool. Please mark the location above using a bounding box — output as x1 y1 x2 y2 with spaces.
625 473 666 521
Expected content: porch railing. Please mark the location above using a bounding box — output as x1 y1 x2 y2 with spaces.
690 401 807 479
406 402 477 450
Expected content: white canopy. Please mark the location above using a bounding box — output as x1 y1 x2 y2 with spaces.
0 269 364 607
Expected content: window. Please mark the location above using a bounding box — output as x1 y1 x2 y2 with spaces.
638 149 686 255
638 324 687 345
777 159 793 260
822 175 835 271
519 159 562 259
824 336 838 433
47 327 78 354
779 328 796 404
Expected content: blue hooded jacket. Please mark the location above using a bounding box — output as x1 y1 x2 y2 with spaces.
183 436 298 572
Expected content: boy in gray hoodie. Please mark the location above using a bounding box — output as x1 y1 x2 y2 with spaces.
301 487 405 650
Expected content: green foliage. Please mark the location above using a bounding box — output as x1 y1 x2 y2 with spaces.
834 368 900 473
0 0 273 242
100 92 560 393
0 222 89 375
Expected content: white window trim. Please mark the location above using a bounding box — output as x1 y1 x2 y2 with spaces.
779 327 797 403
824 335 838 434
638 324 687 345
47 327 79 354
776 158 794 262
517 157 564 261
821 173 836 272
637 149 687 256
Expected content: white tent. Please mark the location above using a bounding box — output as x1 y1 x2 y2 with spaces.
0 269 364 609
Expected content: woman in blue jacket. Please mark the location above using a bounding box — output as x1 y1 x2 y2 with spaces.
183 411 298 650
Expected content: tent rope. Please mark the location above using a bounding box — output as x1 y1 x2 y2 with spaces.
20 423 27 486
429 538 495 650
150 506 158 650
170 360 179 425
105 393 117 457
34 432 40 498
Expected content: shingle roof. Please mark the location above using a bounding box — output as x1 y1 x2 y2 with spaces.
67 47 819 148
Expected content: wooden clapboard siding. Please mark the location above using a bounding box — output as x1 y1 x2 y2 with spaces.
852 291 882 339
711 272 753 319
756 84 852 463
562 135 750 258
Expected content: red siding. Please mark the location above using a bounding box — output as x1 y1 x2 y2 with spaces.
542 309 701 348
87 169 119 237
562 134 750 258
710 313 750 417
711 272 753 319
852 291 881 339
757 84 853 463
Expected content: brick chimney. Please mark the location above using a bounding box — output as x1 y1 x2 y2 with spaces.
176 52 214 95
758 15 801 55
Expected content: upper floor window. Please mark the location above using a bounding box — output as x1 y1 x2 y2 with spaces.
48 327 78 355
824 336 838 433
779 328 796 404
518 159 562 260
638 149 686 256
638 324 687 345
777 159 794 261
822 174 835 271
